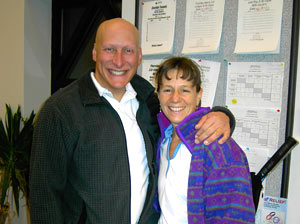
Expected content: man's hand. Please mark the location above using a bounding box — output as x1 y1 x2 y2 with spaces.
194 111 230 145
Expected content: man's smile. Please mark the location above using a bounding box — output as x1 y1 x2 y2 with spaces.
109 69 127 76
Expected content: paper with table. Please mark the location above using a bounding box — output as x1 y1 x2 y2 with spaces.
226 62 284 172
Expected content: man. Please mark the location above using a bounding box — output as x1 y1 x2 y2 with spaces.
29 18 234 224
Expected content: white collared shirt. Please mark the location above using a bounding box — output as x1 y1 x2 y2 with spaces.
158 125 191 224
91 73 149 224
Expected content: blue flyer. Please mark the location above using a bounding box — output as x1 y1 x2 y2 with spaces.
258 195 288 224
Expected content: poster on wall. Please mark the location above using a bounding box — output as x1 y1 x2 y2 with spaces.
141 0 176 55
234 0 283 54
226 62 285 169
140 59 163 85
182 0 225 54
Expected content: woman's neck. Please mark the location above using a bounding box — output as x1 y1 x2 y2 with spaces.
169 128 181 158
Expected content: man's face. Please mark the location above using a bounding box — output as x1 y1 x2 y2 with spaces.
93 21 142 100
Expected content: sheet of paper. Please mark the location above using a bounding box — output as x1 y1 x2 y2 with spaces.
141 0 176 55
140 59 164 86
234 0 283 54
192 59 220 107
226 62 284 109
182 0 225 54
230 107 281 155
240 145 269 174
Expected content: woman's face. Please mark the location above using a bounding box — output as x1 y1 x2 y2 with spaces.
158 69 202 127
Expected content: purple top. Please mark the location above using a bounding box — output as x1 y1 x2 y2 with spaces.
156 107 255 223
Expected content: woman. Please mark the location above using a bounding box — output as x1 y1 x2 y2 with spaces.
154 57 255 224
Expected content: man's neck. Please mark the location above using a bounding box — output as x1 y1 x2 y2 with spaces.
112 89 126 102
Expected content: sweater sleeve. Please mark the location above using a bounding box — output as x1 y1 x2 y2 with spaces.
29 101 71 223
203 161 256 223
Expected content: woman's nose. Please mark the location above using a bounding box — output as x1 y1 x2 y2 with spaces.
170 91 180 102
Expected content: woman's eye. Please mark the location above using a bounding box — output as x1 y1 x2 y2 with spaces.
182 89 190 93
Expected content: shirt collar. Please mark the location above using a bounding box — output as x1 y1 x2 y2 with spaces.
162 124 173 145
91 72 137 103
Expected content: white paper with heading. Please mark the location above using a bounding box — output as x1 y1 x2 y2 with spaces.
191 59 220 107
140 59 164 86
182 0 225 54
141 0 176 55
226 62 284 168
234 0 283 54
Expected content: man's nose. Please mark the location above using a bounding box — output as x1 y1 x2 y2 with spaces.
112 50 124 68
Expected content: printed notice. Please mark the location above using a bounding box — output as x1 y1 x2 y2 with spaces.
192 59 220 107
230 107 281 155
141 0 176 55
241 146 269 174
140 59 164 86
226 62 284 109
226 62 284 170
234 0 283 54
182 0 225 54
256 196 287 224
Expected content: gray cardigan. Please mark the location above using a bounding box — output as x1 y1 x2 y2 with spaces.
29 73 160 224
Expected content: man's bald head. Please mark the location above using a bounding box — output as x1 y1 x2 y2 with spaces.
95 18 141 48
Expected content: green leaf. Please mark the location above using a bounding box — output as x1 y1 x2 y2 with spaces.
11 168 20 215
0 104 35 216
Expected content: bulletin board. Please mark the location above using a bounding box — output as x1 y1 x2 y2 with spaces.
136 0 299 198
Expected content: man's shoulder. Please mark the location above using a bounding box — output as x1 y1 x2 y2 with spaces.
37 77 85 120
48 80 80 105
131 74 155 97
46 73 95 107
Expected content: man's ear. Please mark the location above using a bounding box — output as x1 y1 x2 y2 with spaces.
92 43 97 62
138 48 143 65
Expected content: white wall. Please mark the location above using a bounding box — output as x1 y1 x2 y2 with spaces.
286 22 300 224
0 0 51 223
24 0 51 116
122 0 136 24
0 1 25 118
0 0 51 119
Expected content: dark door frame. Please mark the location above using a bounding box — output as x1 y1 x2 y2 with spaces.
51 0 121 94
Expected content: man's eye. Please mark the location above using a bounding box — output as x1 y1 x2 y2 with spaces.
162 89 171 93
124 48 134 54
103 47 115 52
182 89 190 93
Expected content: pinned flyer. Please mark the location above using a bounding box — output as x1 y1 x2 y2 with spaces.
141 0 176 55
256 195 287 224
182 0 225 54
234 0 283 54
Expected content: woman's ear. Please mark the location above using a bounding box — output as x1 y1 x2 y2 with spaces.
197 88 203 106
